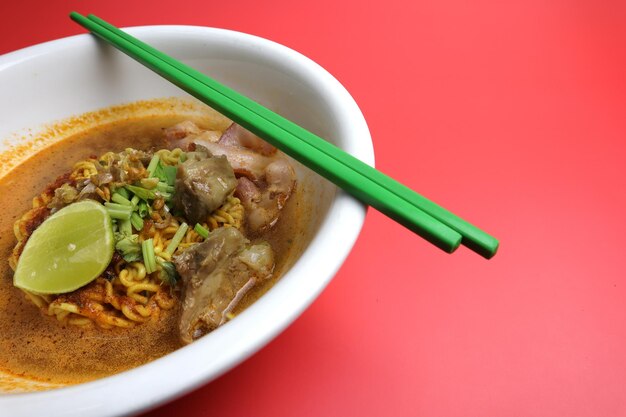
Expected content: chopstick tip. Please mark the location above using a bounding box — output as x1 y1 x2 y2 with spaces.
466 237 499 260
69 11 86 24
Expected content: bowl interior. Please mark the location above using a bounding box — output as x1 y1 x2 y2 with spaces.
0 26 372 416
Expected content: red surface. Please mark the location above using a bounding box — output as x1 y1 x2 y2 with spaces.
2 1 626 416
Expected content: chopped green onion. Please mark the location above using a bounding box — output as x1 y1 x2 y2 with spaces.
130 195 140 207
115 187 131 200
163 165 177 186
105 202 132 220
158 191 172 201
106 209 131 220
156 182 175 194
115 233 142 262
125 184 157 201
142 239 157 274
137 201 149 218
165 222 189 255
194 223 209 239
152 161 178 186
130 212 144 231
152 161 165 181
111 192 132 206
179 152 187 163
146 155 160 177
119 219 132 236
105 202 130 210
156 259 179 286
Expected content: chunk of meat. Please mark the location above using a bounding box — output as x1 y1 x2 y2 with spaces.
167 134 270 182
219 123 277 156
173 227 275 344
165 120 297 232
164 120 222 147
235 159 295 233
174 152 237 224
164 120 201 141
193 141 272 182
265 158 296 196
165 122 277 182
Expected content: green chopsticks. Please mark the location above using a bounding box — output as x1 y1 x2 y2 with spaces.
70 12 499 258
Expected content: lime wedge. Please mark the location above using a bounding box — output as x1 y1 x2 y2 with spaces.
14 200 114 294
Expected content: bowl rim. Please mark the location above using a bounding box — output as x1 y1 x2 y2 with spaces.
0 25 373 417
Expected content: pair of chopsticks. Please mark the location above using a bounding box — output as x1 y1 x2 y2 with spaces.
70 12 499 259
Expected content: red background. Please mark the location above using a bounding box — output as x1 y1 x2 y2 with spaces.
2 1 626 416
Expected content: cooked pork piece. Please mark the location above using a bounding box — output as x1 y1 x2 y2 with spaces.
196 141 273 182
164 120 201 140
173 151 237 224
235 159 295 232
218 123 277 156
166 121 297 232
164 120 222 147
174 227 275 344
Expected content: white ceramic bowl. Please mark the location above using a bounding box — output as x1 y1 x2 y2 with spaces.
0 26 373 417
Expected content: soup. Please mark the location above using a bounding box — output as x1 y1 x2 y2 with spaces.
0 109 308 387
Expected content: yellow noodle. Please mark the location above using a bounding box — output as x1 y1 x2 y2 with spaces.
86 292 105 303
22 290 47 309
119 262 147 287
157 250 172 261
104 280 122 310
127 282 160 304
163 225 179 235
58 303 81 314
154 242 165 255
67 317 92 327
206 196 243 231
153 230 163 248
70 160 98 180
135 305 154 318
121 305 148 322
207 217 219 230
156 148 184 165
128 293 148 304
128 282 161 295
100 314 134 328
104 280 114 297
154 291 176 310
118 269 136 287
53 309 71 321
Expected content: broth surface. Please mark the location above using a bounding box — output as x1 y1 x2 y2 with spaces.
0 114 303 386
